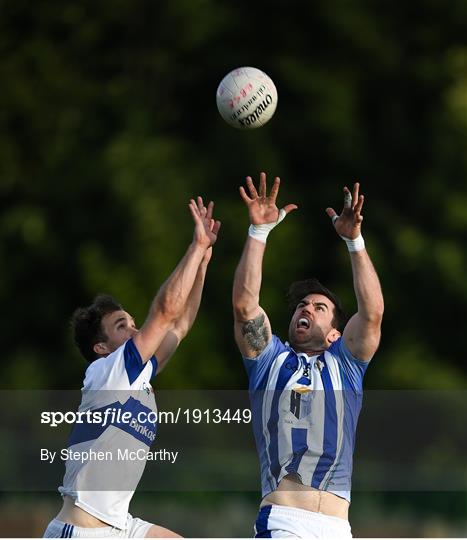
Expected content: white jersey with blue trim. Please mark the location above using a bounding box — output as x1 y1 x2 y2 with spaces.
59 338 158 529
243 335 368 502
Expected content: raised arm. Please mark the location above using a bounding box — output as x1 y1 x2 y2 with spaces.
233 173 297 358
326 183 384 361
134 197 220 363
155 245 214 374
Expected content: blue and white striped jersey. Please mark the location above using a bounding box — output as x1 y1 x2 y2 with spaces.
59 339 158 529
243 335 368 502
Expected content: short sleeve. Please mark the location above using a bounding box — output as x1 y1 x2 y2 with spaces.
83 338 153 390
150 355 158 378
328 337 369 392
242 335 289 391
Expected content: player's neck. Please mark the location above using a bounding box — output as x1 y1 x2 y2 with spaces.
295 346 326 357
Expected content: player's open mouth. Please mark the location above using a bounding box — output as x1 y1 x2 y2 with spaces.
297 318 310 329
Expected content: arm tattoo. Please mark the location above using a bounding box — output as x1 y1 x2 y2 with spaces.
241 313 270 354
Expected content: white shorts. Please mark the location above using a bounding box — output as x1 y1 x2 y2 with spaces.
43 514 153 538
254 504 352 539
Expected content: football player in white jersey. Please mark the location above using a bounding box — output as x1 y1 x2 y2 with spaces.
43 197 220 538
233 173 384 538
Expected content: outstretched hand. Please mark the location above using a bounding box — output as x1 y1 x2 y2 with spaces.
189 197 221 249
326 183 364 239
239 172 298 225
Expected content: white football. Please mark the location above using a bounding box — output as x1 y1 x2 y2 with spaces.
216 67 278 129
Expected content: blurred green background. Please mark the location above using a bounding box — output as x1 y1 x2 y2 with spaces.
0 0 466 536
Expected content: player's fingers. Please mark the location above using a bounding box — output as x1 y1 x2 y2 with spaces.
352 182 360 208
343 187 352 210
269 177 280 203
259 172 267 198
197 196 207 217
188 201 201 222
206 200 214 221
355 194 364 215
212 220 221 235
239 186 252 204
246 176 259 199
283 203 298 214
189 199 200 215
326 207 339 225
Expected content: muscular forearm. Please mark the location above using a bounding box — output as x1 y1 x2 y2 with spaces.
172 258 209 338
134 241 208 363
349 249 384 322
154 258 209 373
232 237 266 320
152 242 207 323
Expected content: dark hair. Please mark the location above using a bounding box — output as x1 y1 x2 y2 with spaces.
287 278 347 332
71 294 123 362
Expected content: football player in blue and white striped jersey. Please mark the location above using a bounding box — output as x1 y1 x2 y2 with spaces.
43 197 220 538
233 173 383 539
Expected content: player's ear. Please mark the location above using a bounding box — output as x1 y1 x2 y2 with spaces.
93 342 109 356
326 328 341 344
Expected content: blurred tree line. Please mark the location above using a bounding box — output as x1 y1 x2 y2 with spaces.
1 0 466 390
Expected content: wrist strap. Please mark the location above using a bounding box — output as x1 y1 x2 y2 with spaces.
341 233 365 252
248 209 287 244
331 215 365 252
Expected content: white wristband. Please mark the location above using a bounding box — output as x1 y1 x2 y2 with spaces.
248 209 287 244
341 233 365 252
330 215 365 252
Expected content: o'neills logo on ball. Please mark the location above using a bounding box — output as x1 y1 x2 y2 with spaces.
229 84 269 121
216 68 277 129
237 94 273 127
